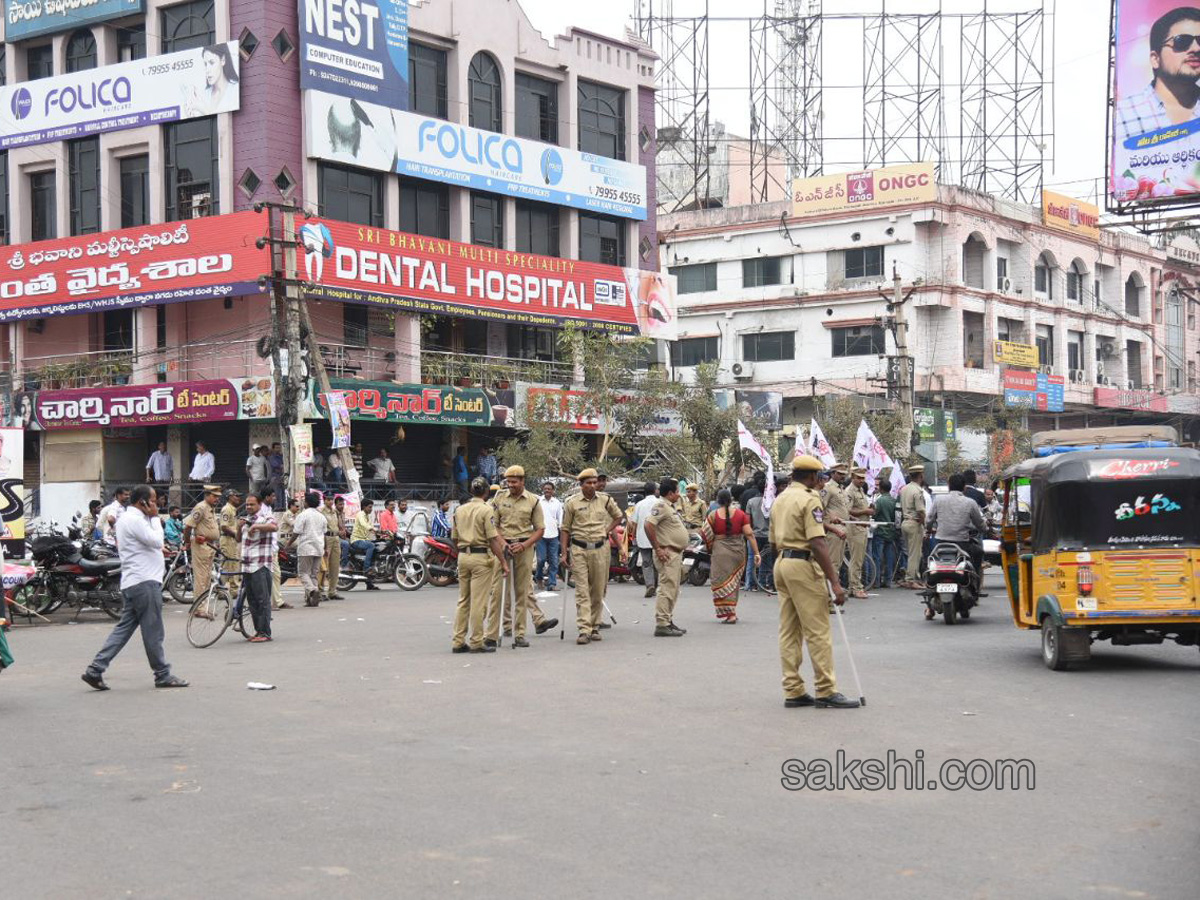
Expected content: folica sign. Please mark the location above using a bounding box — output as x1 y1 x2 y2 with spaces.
299 0 409 108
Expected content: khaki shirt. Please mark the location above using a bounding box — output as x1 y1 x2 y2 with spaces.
846 484 871 522
490 489 545 540
452 497 500 549
320 505 342 541
562 491 622 542
823 479 851 522
278 510 296 540
899 482 926 521
769 483 826 551
675 496 707 528
648 498 690 552
219 503 240 555
185 500 219 541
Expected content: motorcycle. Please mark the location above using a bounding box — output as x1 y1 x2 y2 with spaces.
681 532 711 587
421 535 459 587
341 533 428 592
163 545 192 603
922 542 980 625
16 535 123 620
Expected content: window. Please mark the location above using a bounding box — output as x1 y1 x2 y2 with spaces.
65 30 97 72
1189 299 1197 330
1190 359 1196 391
409 42 448 119
399 177 450 239
996 257 1009 282
1094 278 1101 307
742 331 794 362
467 52 502 133
318 163 383 227
120 155 149 227
0 153 8 244
117 23 146 61
1035 324 1054 367
161 0 215 53
507 325 561 362
515 200 559 257
997 317 1023 344
743 257 782 288
156 304 167 350
165 117 219 220
470 192 503 248
1034 256 1052 297
103 309 134 351
579 213 626 265
344 305 368 347
0 45 5 87
578 80 626 160
845 246 883 280
27 44 54 80
1067 330 1084 374
831 325 885 357
68 137 101 236
669 337 719 367
963 310 985 368
670 263 717 294
1066 262 1085 301
515 73 558 143
29 171 56 242
1124 275 1141 317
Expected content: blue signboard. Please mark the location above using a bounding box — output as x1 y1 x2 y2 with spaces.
299 0 409 110
5 0 143 41
1003 370 1065 413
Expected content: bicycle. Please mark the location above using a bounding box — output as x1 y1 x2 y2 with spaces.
838 545 877 593
185 554 264 648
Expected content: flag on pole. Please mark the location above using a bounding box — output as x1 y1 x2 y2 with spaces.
809 419 838 468
851 419 906 497
737 420 776 513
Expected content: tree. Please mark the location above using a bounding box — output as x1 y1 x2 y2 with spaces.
815 395 913 468
673 363 741 494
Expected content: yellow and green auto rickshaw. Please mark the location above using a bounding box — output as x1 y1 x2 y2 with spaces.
999 426 1200 670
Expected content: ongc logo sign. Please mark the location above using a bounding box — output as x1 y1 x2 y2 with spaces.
417 119 523 174
846 169 931 204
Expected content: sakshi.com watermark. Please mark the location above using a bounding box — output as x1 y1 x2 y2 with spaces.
781 750 1036 792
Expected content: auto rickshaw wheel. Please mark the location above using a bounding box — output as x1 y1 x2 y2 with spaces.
1041 619 1090 670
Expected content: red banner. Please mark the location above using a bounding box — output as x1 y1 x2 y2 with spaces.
0 212 268 322
299 218 661 335
1093 386 1169 413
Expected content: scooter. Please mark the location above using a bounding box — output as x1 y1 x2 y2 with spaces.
681 532 711 586
922 542 980 625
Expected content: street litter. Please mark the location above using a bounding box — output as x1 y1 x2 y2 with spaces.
247 682 276 690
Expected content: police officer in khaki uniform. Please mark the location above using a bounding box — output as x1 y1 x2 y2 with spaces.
218 489 243 593
317 493 345 600
899 465 927 587
770 455 859 709
452 477 508 653
675 484 707 533
182 485 222 597
644 477 691 637
822 463 852 576
845 467 875 599
561 468 623 644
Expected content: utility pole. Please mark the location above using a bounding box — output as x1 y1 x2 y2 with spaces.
886 265 916 453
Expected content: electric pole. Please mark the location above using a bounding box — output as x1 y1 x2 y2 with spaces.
888 265 915 453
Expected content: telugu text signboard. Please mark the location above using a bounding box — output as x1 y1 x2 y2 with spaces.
514 384 683 437
304 379 515 428
5 0 143 41
1003 369 1064 412
993 339 1040 368
0 41 241 150
298 219 676 337
1042 190 1101 239
299 0 409 108
0 213 267 322
914 407 957 442
1093 385 1170 412
303 92 648 220
792 163 937 218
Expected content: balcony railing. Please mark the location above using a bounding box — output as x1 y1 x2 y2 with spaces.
419 350 576 389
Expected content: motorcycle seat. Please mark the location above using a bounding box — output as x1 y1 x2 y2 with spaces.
78 556 121 573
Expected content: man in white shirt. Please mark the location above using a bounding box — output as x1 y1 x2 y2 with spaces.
145 441 173 484
246 445 270 496
100 488 130 547
630 481 661 598
368 448 397 484
82 485 188 690
292 492 329 606
535 481 564 590
189 442 215 481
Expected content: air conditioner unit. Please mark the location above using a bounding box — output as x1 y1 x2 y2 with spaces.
1000 276 1013 294
1069 369 1086 383
1101 341 1116 357
731 362 755 381
1096 361 1106 378
1038 365 1056 376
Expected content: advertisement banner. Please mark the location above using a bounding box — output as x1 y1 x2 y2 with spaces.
290 424 314 464
299 0 409 108
0 41 241 150
914 407 957 442
1093 385 1170 412
715 390 784 430
304 380 515 427
0 427 26 557
1003 369 1064 412
304 92 648 220
1042 190 1101 239
0 213 267 322
514 384 683 437
792 163 936 217
5 0 143 41
14 378 276 430
298 218 675 337
993 339 1039 368
326 392 352 448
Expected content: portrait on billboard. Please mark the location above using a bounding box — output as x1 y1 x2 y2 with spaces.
1111 2 1200 204
183 44 241 117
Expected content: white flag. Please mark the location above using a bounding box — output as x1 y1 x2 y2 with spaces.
737 420 776 513
851 419 906 497
808 419 838 468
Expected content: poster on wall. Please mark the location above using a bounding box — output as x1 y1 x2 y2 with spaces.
289 423 314 464
1110 1 1200 206
0 41 241 150
326 392 352 448
5 0 143 41
514 384 683 437
298 218 676 337
304 92 649 220
305 380 515 428
0 427 26 558
792 163 936 217
0 213 267 322
299 0 409 107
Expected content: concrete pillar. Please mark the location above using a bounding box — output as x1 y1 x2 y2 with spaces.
133 307 157 384
394 315 421 382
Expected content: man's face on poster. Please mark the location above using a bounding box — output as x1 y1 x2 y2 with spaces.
1154 19 1200 81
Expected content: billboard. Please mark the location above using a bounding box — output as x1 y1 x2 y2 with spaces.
0 427 25 557
0 41 241 150
1110 1 1200 207
299 0 409 108
792 163 936 217
5 0 142 41
1042 190 1101 239
303 380 515 428
914 407 957 442
298 218 676 337
514 384 683 437
1003 369 1064 412
1093 385 1171 412
304 92 648 220
14 378 276 431
0 213 268 322
993 339 1040 368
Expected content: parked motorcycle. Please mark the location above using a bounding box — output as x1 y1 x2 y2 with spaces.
922 542 980 625
421 535 459 587
16 535 123 620
340 534 427 592
681 532 711 587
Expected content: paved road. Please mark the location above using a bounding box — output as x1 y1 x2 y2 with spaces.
3 573 1197 899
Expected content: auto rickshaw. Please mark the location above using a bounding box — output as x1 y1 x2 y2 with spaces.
998 426 1200 670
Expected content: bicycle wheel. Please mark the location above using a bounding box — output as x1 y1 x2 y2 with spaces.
233 590 260 640
187 587 232 648
165 566 192 604
860 555 877 592
394 554 428 591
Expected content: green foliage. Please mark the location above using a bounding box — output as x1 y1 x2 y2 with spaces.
816 396 913 468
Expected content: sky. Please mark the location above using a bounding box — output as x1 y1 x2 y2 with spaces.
516 0 1112 206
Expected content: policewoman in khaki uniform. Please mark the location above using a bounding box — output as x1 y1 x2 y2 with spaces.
182 485 222 597
219 490 243 592
822 463 852 574
561 468 622 644
644 477 690 637
899 465 927 587
845 467 875 599
770 454 859 709
317 493 345 600
485 465 548 649
452 477 508 653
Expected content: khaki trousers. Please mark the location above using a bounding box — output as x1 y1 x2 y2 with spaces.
902 520 923 582
827 534 846 584
571 545 608 635
848 526 868 592
775 557 837 699
453 553 494 649
487 548 534 640
318 537 341 594
192 543 216 597
270 559 283 609
653 549 683 626
221 541 241 594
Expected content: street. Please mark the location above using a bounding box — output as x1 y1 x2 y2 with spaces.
3 572 1198 899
